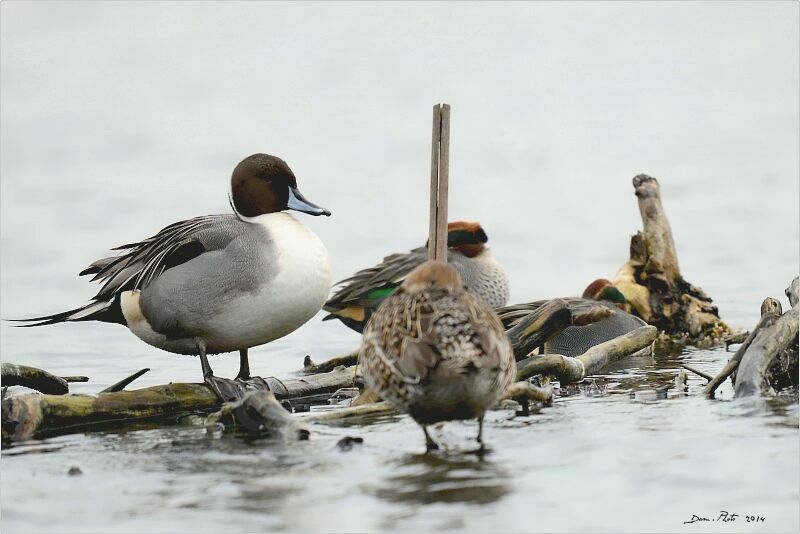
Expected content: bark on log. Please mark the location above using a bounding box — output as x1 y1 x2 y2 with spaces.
734 306 799 397
2 365 363 442
786 277 799 308
704 299 782 397
613 175 731 346
516 325 657 383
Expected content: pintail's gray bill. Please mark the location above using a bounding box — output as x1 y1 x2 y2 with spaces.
287 186 331 216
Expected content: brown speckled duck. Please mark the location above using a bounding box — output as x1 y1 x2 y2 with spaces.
359 261 515 451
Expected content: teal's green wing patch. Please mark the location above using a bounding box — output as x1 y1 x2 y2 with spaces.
365 286 397 301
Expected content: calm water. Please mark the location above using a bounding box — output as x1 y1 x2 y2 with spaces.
1 3 798 532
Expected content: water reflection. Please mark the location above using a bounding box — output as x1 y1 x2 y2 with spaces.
371 452 510 507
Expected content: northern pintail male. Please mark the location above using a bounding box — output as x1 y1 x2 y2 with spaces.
359 261 515 451
323 221 509 332
19 154 332 386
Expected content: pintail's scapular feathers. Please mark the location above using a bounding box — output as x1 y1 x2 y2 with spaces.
15 216 225 327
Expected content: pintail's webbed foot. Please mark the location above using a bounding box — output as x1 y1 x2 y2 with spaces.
199 348 247 403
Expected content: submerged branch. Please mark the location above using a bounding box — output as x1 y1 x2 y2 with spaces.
516 325 657 383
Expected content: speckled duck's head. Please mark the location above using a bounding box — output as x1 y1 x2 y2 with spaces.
445 221 489 258
401 261 465 294
583 279 628 311
229 153 331 220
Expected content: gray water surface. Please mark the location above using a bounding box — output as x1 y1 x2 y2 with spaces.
1 3 798 532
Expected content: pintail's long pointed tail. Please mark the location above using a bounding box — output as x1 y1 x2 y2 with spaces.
9 300 117 327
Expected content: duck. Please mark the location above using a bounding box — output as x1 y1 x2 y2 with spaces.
17 154 332 390
324 221 509 333
497 279 646 358
359 261 515 451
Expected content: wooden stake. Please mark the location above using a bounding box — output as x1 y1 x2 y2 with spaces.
428 103 450 262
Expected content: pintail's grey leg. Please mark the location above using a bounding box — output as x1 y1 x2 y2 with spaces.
423 425 439 452
197 341 214 379
235 349 250 380
198 341 242 403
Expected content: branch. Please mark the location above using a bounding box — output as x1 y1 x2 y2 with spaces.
1 363 69 395
516 325 657 383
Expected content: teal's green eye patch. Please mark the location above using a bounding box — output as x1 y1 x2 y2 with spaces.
600 286 627 304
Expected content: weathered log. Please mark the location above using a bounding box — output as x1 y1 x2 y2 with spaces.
613 175 731 346
1 363 69 395
786 277 799 308
504 381 553 405
206 390 309 439
516 325 657 383
2 365 363 442
734 306 799 397
303 351 358 374
704 298 783 397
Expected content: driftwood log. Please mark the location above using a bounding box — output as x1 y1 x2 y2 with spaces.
516 325 657 383
705 278 799 398
613 175 731 346
2 365 361 442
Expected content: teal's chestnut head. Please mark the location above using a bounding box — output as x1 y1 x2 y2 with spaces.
582 279 628 312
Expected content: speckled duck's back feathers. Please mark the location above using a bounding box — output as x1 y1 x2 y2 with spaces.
359 262 515 422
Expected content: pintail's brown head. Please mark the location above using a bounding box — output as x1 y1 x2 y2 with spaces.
401 261 464 294
582 279 628 311
230 153 331 220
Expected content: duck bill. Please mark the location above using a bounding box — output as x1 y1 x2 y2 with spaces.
287 187 331 216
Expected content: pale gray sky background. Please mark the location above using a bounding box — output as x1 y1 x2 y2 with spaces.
2 1 798 358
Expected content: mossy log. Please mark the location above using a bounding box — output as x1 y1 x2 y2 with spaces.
516 325 657 383
2 365 362 442
1 363 70 395
613 175 730 346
